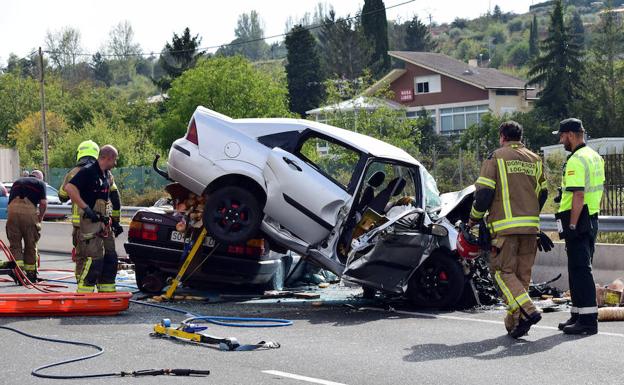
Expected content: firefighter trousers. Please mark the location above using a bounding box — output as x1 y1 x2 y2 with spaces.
490 234 538 332
565 216 599 326
6 198 41 276
75 200 117 293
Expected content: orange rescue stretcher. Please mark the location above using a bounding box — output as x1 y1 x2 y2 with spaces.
0 292 132 316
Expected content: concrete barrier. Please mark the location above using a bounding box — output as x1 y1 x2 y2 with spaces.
533 242 624 291
0 220 128 257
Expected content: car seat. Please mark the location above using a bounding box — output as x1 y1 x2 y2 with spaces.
356 171 385 213
366 177 406 214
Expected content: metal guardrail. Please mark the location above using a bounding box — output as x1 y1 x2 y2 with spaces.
540 214 624 233
45 206 624 232
45 205 142 218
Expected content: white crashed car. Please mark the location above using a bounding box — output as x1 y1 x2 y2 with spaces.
161 106 480 307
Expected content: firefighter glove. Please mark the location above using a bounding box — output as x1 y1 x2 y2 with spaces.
537 231 554 252
83 206 100 222
112 221 124 237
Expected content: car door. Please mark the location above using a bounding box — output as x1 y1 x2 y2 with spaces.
343 162 433 292
263 135 362 245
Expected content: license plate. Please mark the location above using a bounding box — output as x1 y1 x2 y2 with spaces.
170 231 215 247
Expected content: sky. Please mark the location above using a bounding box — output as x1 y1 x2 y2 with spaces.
0 0 536 64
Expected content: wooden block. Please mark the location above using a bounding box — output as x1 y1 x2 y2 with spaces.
294 292 321 299
318 283 330 288
262 290 293 298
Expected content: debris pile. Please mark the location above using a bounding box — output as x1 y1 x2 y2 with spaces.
165 183 205 233
596 278 624 322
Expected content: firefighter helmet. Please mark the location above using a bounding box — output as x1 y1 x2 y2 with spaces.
457 223 480 260
76 140 99 162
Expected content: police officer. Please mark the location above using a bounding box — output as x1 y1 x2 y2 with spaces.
5 170 47 282
64 145 118 293
554 118 604 335
468 121 549 338
59 141 123 269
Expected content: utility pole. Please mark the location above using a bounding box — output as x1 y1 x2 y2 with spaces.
459 147 463 187
38 47 49 182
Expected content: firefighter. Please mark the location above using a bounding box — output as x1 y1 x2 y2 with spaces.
468 121 548 338
5 170 47 282
554 118 604 335
64 145 118 293
59 141 123 270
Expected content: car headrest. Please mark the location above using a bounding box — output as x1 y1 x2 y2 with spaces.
389 177 406 196
367 171 385 188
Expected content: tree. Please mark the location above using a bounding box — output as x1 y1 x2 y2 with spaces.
527 0 584 120
529 14 539 59
569 11 585 49
0 73 39 144
9 111 68 169
158 27 204 90
317 12 372 80
217 11 269 60
155 56 291 148
91 52 111 86
361 0 390 77
5 53 38 78
577 3 624 137
404 16 436 52
45 27 83 72
493 5 503 21
107 21 142 59
285 25 323 116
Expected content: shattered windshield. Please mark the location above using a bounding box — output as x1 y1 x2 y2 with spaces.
422 169 441 213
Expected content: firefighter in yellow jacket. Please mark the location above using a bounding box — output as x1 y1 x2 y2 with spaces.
468 121 549 338
59 141 123 292
64 145 119 293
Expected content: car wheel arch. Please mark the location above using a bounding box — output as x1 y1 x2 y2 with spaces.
203 174 267 208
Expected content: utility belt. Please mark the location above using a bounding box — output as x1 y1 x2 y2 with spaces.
8 197 37 215
80 199 112 240
555 204 593 240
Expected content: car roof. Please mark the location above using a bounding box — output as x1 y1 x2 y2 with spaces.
195 106 422 167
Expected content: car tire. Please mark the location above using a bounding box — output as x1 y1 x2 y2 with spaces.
203 186 262 244
135 264 166 294
406 252 465 309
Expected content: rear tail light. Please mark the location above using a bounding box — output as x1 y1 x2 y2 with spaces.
227 239 266 257
128 221 159 241
186 118 198 145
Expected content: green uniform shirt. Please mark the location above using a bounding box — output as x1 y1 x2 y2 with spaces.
559 144 605 215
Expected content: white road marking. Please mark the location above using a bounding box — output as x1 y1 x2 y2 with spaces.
358 307 624 338
262 370 347 385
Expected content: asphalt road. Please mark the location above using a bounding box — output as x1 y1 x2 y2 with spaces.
1 253 623 385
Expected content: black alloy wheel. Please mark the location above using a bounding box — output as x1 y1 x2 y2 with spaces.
406 253 465 309
203 186 262 244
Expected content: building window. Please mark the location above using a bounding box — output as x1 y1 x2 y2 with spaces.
495 89 519 96
439 104 489 135
414 75 441 94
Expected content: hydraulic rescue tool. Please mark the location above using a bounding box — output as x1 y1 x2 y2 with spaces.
151 318 282 351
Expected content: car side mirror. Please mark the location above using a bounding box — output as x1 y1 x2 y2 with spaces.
428 224 448 237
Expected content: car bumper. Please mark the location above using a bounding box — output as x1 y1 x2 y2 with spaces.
124 242 281 285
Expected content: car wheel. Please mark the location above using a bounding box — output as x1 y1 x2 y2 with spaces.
203 186 262 244
135 264 166 294
406 252 465 309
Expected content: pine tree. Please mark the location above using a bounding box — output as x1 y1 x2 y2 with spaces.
91 52 111 86
404 16 436 52
158 27 204 90
361 0 390 77
529 14 539 58
527 0 584 120
285 25 324 117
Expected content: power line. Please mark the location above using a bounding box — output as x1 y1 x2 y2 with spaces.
42 0 416 59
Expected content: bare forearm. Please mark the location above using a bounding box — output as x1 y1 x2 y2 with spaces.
64 183 87 209
38 200 47 222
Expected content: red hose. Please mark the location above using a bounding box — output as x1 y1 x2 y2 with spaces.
0 240 60 293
